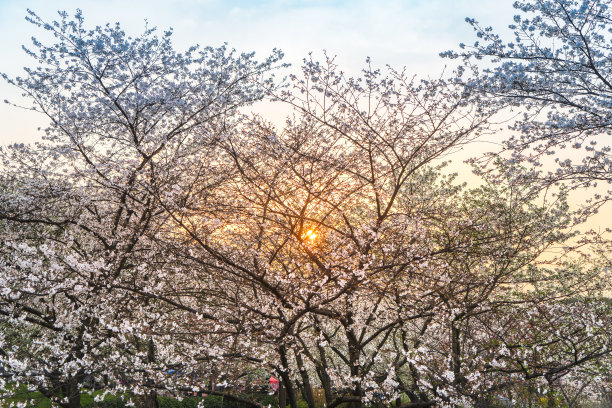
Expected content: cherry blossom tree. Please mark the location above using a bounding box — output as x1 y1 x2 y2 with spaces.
143 52 497 407
444 0 612 207
3 8 612 408
0 8 282 408
151 55 612 408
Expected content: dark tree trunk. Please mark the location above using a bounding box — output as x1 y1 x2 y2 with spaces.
349 391 363 408
295 352 315 408
312 317 335 406
316 342 334 406
279 379 287 408
474 397 493 408
136 338 159 408
60 377 82 408
278 344 299 408
136 391 159 408
345 318 362 408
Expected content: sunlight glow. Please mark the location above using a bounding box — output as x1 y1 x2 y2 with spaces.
303 229 318 242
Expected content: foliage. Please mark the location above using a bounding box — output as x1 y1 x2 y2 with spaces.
0 8 282 408
444 0 612 208
1 7 612 408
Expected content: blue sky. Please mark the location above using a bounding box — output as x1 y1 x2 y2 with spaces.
0 0 515 144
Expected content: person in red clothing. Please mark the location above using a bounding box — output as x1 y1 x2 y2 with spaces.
269 376 279 393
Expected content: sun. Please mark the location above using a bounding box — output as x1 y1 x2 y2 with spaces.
303 229 318 242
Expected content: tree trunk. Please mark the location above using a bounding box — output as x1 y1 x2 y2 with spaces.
345 319 362 408
278 344 299 408
60 377 82 408
279 378 287 408
350 391 363 408
474 397 493 408
279 367 299 408
316 343 334 406
312 317 335 406
545 377 557 408
136 390 159 408
295 352 315 408
136 338 159 408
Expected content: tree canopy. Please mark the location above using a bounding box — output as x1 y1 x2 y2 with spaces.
444 0 612 204
1 7 611 408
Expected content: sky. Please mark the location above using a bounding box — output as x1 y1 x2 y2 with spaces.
0 0 517 144
0 0 609 241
